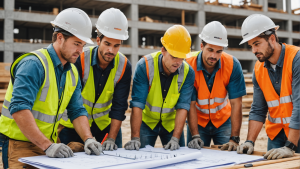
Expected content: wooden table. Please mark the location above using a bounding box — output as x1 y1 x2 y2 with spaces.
208 145 300 169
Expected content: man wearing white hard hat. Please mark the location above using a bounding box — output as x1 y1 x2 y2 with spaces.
59 8 131 151
0 8 103 169
186 21 246 151
237 14 300 160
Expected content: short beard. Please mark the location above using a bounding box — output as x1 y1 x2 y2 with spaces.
256 42 274 62
60 41 79 64
205 57 217 66
100 50 115 62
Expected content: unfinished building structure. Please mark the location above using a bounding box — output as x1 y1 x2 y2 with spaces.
0 0 299 72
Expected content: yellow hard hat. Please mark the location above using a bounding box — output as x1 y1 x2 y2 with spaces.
161 25 191 59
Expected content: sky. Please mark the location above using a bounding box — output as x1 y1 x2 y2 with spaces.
206 0 300 10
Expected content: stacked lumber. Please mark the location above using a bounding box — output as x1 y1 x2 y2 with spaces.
242 74 253 116
0 63 11 114
268 7 286 13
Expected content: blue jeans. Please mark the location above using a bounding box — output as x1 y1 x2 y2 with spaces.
0 133 9 169
59 121 122 148
268 129 300 153
140 121 185 148
187 118 231 147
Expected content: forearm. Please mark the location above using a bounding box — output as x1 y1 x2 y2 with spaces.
173 109 188 139
187 101 199 136
230 97 242 136
73 116 93 142
246 120 264 142
288 128 300 146
131 107 143 138
108 119 122 140
12 109 52 151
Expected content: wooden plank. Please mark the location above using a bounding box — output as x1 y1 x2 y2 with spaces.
181 10 185 25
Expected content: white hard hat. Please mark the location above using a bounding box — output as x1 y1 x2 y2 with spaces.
199 21 228 47
95 8 129 40
51 8 94 44
239 14 279 45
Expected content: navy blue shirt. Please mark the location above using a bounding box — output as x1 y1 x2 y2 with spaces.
9 44 88 122
75 46 132 121
249 44 300 130
191 51 246 101
130 54 195 111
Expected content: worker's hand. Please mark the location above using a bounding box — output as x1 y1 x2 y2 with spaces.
188 134 204 150
164 137 180 151
45 143 74 158
124 137 141 150
221 140 238 151
84 138 103 155
237 141 254 155
264 146 294 160
103 138 118 151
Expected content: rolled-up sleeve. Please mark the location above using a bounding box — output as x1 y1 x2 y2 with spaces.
110 59 132 121
175 64 195 111
9 56 44 115
66 73 88 122
130 58 149 110
227 57 246 99
248 71 268 123
290 51 300 130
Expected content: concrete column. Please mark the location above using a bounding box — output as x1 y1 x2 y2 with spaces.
287 19 293 44
4 0 14 62
129 3 139 72
262 0 268 12
285 0 291 14
195 9 205 51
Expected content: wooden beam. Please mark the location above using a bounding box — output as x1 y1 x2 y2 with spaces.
181 10 185 25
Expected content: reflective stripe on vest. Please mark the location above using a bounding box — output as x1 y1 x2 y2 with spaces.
145 101 175 114
267 95 292 108
268 114 291 124
82 97 112 109
35 50 50 102
195 95 228 114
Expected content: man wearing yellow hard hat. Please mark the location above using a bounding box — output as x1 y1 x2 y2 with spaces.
124 25 195 150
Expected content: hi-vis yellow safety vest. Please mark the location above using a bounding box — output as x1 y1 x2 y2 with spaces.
60 46 127 130
0 49 78 142
142 51 189 132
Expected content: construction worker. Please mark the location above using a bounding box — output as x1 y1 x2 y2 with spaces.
59 8 131 150
186 21 246 150
124 25 195 150
0 8 103 169
237 14 300 159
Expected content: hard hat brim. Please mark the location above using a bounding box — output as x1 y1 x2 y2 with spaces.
96 27 129 40
200 35 228 47
239 25 279 45
165 46 190 59
74 33 94 44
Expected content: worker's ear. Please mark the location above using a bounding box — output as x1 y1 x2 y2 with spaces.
56 33 64 44
200 43 204 51
96 37 101 46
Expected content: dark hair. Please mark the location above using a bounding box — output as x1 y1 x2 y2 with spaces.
96 29 123 43
201 40 207 47
258 29 279 43
52 27 72 43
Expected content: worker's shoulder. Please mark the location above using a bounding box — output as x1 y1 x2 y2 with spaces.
14 54 44 71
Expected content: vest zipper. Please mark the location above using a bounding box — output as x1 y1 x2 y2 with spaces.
50 88 65 142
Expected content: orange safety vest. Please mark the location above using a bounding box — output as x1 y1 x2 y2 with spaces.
254 44 300 140
186 51 233 128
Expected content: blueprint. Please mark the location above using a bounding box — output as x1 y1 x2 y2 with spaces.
19 147 264 169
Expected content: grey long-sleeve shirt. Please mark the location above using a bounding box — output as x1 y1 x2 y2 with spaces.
249 43 300 130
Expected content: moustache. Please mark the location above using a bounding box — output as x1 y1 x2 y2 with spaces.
207 57 217 61
255 52 263 56
105 52 115 56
